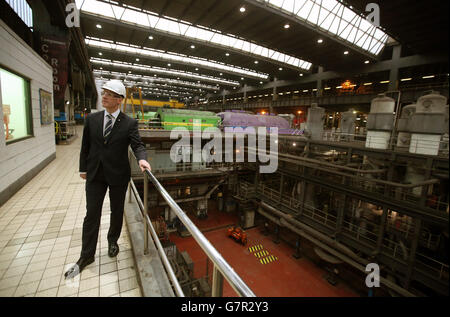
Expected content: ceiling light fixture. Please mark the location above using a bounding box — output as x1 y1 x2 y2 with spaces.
148 36 153 40
96 24 102 29
279 67 283 71
344 51 349 55
92 58 239 86
284 24 290 29
365 60 370 64
240 7 246 13
254 61 258 64
317 39 323 44
225 53 230 56
190 45 195 49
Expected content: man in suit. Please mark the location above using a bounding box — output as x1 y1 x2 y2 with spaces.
65 79 151 279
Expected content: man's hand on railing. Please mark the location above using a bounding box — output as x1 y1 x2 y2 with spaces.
139 159 151 172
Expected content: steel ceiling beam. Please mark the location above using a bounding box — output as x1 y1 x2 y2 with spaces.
209 51 448 97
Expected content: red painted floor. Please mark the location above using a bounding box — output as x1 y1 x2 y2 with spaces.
169 209 359 297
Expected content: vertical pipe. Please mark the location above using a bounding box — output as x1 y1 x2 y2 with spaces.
139 88 144 115
375 207 388 256
144 172 149 255
128 151 132 203
405 219 422 289
279 174 284 202
211 265 224 297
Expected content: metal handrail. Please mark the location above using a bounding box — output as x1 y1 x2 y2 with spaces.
143 169 256 297
129 151 255 297
128 178 185 297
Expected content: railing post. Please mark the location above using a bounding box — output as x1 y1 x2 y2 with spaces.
212 265 224 297
128 151 132 203
128 182 132 203
144 171 149 255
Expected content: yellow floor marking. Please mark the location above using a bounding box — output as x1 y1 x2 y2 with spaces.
249 244 264 253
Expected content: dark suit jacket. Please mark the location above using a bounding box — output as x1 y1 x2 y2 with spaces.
79 110 147 186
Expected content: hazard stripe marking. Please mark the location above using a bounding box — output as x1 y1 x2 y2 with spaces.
249 244 263 253
253 249 270 258
259 255 278 264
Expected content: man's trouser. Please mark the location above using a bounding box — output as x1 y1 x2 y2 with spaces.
80 164 127 259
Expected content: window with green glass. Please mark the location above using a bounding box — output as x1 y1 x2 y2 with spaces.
1 67 33 143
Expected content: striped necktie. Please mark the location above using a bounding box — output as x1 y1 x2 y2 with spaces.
104 114 113 138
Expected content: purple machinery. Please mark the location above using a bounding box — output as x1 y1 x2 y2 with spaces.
217 110 303 135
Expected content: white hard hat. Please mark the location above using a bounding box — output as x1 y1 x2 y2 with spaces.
102 79 126 98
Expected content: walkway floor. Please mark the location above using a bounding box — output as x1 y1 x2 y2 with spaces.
0 126 142 297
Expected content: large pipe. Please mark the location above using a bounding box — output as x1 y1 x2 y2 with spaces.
277 151 387 174
248 148 439 189
256 203 416 297
258 201 362 263
246 147 386 174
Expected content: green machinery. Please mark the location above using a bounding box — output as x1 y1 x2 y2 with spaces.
142 108 221 131
136 111 157 120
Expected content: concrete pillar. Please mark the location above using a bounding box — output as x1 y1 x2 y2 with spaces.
243 84 248 103
317 66 324 97
388 45 402 91
272 77 278 101
273 225 280 244
293 236 302 259
270 78 277 114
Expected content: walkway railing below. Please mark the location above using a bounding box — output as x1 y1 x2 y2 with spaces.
128 149 255 297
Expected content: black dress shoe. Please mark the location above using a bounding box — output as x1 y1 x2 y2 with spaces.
64 256 95 279
108 242 119 257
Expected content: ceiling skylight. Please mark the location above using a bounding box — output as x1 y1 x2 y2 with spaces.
252 0 389 55
76 0 312 70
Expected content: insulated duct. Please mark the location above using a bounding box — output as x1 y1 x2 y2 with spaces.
256 202 415 297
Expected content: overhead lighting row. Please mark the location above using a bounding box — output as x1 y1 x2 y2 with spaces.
93 69 219 91
118 79 202 96
122 83 193 97
85 37 268 80
90 58 240 86
107 76 202 94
